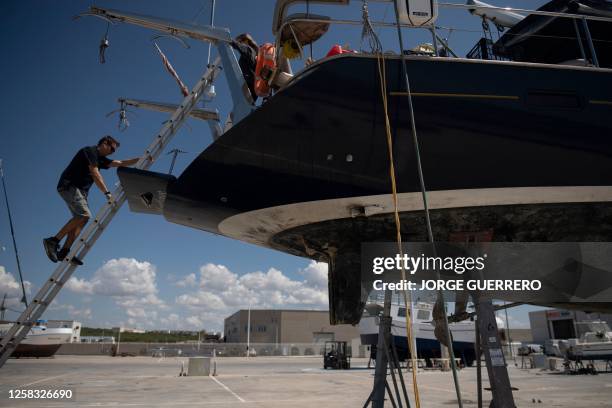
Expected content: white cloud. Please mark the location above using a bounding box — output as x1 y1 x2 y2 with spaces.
157 313 206 330
0 265 31 308
79 308 93 319
48 302 92 320
175 273 197 288
186 315 204 328
159 313 181 329
66 258 158 299
62 259 331 332
199 264 237 290
176 291 226 310
174 262 329 330
300 261 328 289
65 258 164 328
65 277 94 295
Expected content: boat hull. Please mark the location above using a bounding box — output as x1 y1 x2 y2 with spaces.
567 346 612 361
360 334 477 366
359 315 476 365
0 326 72 358
10 343 63 358
119 54 612 324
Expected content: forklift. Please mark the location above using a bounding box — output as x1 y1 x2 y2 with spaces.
323 341 351 369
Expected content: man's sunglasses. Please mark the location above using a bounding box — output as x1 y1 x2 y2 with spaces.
106 142 116 154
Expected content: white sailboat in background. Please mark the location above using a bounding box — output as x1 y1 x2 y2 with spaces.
1 161 75 358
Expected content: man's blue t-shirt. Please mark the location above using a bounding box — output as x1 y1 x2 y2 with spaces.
57 146 112 193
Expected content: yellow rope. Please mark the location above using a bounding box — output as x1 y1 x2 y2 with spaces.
376 52 421 408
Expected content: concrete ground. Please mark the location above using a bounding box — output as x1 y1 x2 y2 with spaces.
0 355 611 407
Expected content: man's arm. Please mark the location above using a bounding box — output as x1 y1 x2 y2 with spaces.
109 158 140 168
230 40 246 53
89 165 110 195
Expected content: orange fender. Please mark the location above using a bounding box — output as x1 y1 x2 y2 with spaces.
255 43 276 97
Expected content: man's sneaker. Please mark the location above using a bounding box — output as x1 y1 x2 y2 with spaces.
56 247 69 262
70 256 84 266
57 248 84 266
43 237 59 263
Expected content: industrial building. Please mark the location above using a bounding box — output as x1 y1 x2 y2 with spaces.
223 309 360 344
529 309 612 343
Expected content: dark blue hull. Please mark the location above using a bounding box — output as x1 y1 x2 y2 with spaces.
360 333 477 366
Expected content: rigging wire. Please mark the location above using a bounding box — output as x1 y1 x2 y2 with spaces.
390 0 464 406
307 0 313 61
376 3 392 41
191 0 208 24
361 2 382 53
433 24 612 44
362 2 420 407
99 22 110 64
207 0 216 67
376 54 421 408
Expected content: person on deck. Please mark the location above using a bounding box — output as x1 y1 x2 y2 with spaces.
231 33 259 102
42 136 140 265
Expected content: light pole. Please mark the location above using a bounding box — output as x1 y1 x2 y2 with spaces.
246 306 251 358
116 327 122 356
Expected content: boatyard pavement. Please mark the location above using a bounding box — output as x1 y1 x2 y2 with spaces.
1 355 611 407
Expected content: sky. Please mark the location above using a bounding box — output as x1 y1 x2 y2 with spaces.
0 0 549 332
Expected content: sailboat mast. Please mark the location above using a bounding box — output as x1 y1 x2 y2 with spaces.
0 294 6 320
206 0 216 66
0 160 28 308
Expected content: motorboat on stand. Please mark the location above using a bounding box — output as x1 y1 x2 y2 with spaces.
560 321 612 361
0 320 72 358
359 298 476 366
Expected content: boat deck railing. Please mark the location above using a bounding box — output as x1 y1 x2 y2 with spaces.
274 2 612 69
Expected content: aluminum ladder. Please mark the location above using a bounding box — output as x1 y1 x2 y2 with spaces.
0 57 222 368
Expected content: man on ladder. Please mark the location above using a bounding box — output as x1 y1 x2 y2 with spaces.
42 135 141 265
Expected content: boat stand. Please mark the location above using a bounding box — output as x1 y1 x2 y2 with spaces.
363 291 517 408
364 290 411 408
473 295 517 408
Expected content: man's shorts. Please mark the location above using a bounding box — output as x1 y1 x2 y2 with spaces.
58 185 91 218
